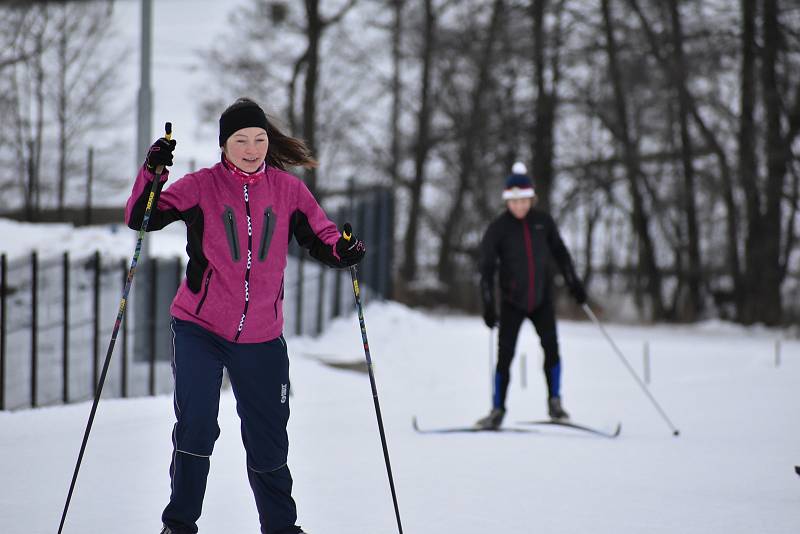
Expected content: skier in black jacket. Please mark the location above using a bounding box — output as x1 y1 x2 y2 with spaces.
476 162 587 430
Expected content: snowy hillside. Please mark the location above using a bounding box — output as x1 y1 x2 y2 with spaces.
1 301 797 534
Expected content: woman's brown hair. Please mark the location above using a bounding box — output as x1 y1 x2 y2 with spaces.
221 97 318 170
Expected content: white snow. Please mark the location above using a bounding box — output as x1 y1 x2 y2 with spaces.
0 299 798 534
0 217 188 262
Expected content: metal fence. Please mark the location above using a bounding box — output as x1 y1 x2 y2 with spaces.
0 187 394 411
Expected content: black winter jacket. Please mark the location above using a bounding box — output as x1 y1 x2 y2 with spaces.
479 209 581 314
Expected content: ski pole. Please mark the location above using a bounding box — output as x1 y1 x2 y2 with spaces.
342 223 404 534
582 303 680 437
58 123 173 534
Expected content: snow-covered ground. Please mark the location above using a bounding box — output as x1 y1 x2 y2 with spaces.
1 301 797 534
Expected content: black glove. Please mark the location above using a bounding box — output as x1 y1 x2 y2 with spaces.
569 280 587 305
482 306 497 328
145 137 177 173
336 223 366 267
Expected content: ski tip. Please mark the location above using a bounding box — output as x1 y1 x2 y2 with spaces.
612 423 622 437
411 416 420 431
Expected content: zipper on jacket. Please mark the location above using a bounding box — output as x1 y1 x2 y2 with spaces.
195 269 213 315
223 207 241 261
234 184 254 342
521 221 536 313
258 207 275 261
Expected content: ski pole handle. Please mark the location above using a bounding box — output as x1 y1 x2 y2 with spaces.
342 222 353 242
153 122 173 175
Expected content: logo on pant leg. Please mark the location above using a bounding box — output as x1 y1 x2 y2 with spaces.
281 383 288 404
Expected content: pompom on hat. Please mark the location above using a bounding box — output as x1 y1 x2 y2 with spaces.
502 162 535 200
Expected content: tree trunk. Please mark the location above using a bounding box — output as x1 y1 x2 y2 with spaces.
303 0 322 195
628 0 742 316
389 0 404 188
530 0 555 213
57 6 68 219
437 0 504 283
32 19 46 220
601 0 664 318
739 0 761 324
400 0 435 283
758 0 785 325
668 0 702 319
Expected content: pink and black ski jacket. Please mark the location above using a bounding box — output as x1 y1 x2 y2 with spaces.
125 160 343 343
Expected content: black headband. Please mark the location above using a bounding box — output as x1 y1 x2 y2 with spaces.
219 102 269 147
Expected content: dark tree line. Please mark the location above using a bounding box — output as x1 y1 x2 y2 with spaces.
379 0 799 325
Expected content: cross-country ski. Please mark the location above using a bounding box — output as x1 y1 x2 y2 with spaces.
412 417 537 435
515 419 622 439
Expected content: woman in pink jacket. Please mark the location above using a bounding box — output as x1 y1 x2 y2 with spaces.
126 98 365 534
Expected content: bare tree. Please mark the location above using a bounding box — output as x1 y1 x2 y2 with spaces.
436 0 505 283
666 0 702 319
756 0 787 325
52 2 120 218
400 0 437 284
0 1 123 219
600 0 664 318
389 0 405 190
528 0 565 214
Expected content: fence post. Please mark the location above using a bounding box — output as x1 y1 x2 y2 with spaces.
369 190 381 293
63 252 70 404
175 257 182 290
121 259 129 399
31 252 38 408
385 189 395 299
295 253 304 336
0 254 5 410
149 257 158 396
316 267 325 336
643 341 651 385
356 201 367 306
775 339 781 367
376 189 391 298
332 208 344 319
93 251 101 393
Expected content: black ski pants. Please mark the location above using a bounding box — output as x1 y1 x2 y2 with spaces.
493 297 562 409
161 318 302 534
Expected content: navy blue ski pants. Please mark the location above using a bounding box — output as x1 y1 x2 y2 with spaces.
161 318 302 534
493 297 562 409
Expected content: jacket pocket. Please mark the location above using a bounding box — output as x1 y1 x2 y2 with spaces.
195 269 213 315
258 207 276 261
222 206 241 261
